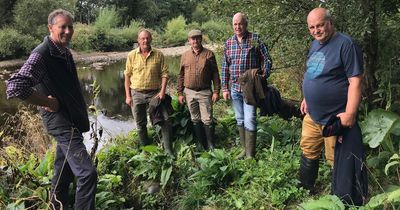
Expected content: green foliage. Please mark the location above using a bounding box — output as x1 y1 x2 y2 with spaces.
163 15 187 46
201 19 231 43
87 8 143 51
298 195 345 210
0 147 54 209
0 28 39 60
191 5 210 24
385 153 400 176
363 185 400 209
71 23 92 52
89 7 123 51
96 173 126 209
0 0 17 27
93 7 120 31
13 0 75 39
128 145 174 188
361 109 400 153
116 20 144 48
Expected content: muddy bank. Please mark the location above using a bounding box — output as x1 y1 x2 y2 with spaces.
0 45 218 70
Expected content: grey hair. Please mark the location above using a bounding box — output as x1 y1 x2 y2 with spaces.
233 12 248 26
325 10 332 21
137 28 153 39
48 9 74 25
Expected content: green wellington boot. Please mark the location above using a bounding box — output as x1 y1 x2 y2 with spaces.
161 122 174 157
193 122 208 150
236 126 246 159
204 124 216 150
245 130 256 158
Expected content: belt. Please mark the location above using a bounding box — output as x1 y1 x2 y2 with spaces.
133 89 158 94
188 87 209 92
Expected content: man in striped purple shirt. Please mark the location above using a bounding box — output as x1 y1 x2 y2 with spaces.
222 12 272 159
6 9 96 209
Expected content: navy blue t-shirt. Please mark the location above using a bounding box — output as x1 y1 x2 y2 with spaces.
303 32 363 125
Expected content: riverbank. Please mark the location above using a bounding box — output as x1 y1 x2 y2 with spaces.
0 44 219 70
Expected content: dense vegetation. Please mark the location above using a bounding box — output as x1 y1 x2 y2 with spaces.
1 0 400 209
0 0 230 59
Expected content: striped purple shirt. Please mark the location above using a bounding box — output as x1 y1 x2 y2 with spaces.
221 31 272 92
6 38 71 100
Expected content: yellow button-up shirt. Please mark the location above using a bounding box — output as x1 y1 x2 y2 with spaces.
124 47 169 90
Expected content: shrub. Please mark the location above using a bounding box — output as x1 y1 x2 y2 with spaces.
117 20 143 49
0 28 39 60
13 0 75 39
201 19 231 43
88 28 125 52
93 7 120 32
89 8 141 51
163 15 187 47
71 23 92 52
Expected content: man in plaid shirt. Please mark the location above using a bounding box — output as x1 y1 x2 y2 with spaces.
222 12 272 159
6 9 97 209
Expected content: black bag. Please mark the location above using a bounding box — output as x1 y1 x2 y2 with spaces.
259 85 282 116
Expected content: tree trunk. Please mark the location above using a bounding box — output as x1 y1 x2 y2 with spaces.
361 0 379 105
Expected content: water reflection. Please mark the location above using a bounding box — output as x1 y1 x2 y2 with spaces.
78 61 132 120
0 56 181 139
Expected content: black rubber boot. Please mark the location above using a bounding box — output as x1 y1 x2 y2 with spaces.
245 130 256 158
138 128 151 146
204 124 216 150
193 122 208 150
299 154 319 193
161 122 174 156
236 126 246 159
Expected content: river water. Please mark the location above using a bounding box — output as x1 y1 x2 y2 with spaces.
0 56 181 147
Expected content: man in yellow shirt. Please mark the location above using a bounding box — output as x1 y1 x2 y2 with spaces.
124 29 173 155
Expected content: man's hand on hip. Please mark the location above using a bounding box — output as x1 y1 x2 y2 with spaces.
44 95 60 112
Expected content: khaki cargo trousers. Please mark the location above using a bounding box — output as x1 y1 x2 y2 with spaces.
300 114 336 167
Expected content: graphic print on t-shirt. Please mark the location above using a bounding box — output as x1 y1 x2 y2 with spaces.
306 52 325 79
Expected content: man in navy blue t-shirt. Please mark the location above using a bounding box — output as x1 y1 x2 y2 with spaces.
298 7 367 206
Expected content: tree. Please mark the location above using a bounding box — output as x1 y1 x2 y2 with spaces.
202 0 400 111
13 0 76 39
0 0 18 27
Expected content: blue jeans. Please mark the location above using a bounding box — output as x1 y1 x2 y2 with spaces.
231 89 257 131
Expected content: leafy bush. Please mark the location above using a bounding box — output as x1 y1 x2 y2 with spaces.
93 7 120 31
13 0 75 39
201 19 232 43
71 23 92 52
89 8 143 51
88 29 125 52
116 20 143 49
163 15 187 47
0 28 39 60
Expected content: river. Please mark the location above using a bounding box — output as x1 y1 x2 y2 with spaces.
0 56 181 147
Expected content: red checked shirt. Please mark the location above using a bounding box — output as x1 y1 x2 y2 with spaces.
221 31 272 92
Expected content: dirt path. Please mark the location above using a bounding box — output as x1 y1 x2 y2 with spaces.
0 45 215 70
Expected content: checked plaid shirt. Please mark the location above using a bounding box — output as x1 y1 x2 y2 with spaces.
6 37 72 100
221 31 272 92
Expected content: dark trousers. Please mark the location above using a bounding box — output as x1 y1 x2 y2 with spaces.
332 123 368 206
50 128 97 210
